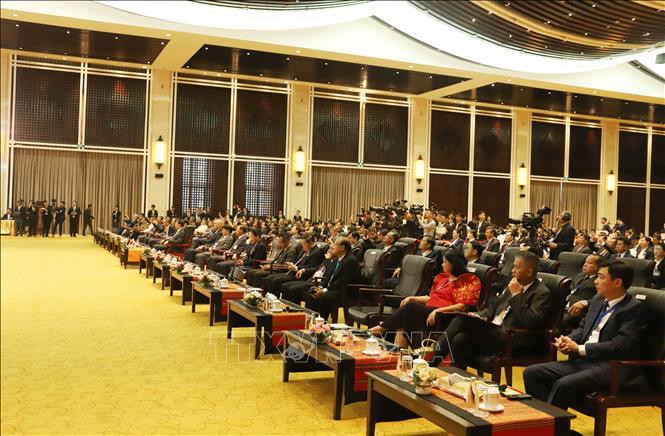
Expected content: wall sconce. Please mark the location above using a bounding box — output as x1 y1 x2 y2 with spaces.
154 135 166 169
294 146 306 186
415 155 425 184
607 170 616 195
517 162 527 197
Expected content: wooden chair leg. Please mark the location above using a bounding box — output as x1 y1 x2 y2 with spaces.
505 365 513 386
594 406 607 436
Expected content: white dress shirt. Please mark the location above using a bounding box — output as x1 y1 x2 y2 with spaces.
578 294 627 356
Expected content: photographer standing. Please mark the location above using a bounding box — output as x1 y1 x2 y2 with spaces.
403 212 419 238
418 210 436 238
548 211 576 260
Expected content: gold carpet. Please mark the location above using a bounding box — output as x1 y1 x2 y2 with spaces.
0 236 661 435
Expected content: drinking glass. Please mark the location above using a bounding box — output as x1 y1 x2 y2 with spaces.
399 355 413 381
473 382 489 417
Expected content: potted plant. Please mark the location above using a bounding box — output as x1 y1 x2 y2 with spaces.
174 262 185 273
308 322 332 344
413 367 438 395
199 273 213 286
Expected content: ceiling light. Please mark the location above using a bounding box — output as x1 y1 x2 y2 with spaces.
395 71 399 74
186 65 190 68
643 33 650 36
491 83 495 87
19 47 22 50
286 57 290 60
568 12 573 16
259 73 263 76
592 3 596 7
631 17 636 21
585 32 589 35
295 50 301 53
15 24 19 27
546 21 551 24
115 36 119 39
12 13 18 17
548 91 551 94
471 18 476 22
204 47 208 50
508 34 512 38
294 77 298 80
223 69 227 72
429 75 432 78
66 30 71 34
246 52 250 55
408 65 413 68
324 62 328 65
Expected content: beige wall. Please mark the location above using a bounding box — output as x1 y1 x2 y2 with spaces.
1 52 11 213
285 83 311 218
145 69 172 214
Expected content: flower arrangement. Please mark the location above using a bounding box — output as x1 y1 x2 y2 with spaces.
309 322 332 344
174 262 185 273
143 248 152 255
243 290 264 307
199 273 213 286
413 367 438 394
154 253 164 263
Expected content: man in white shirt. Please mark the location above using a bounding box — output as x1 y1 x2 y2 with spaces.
418 210 436 238
524 260 648 411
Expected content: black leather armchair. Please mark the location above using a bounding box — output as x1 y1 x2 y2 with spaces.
619 258 656 288
557 252 589 279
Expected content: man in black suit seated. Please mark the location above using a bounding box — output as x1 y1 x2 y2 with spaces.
228 227 267 277
385 236 440 289
433 251 552 370
184 219 222 262
209 227 249 275
609 237 633 260
524 260 648 411
651 243 664 290
562 254 600 332
548 211 576 260
484 226 500 253
264 235 324 295
463 240 484 265
153 219 186 251
305 237 360 321
381 231 401 270
572 233 593 254
193 225 235 268
245 233 297 287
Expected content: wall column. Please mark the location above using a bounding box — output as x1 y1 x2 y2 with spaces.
407 97 428 206
285 83 311 218
145 69 171 214
598 119 619 223
1 52 11 210
510 109 531 218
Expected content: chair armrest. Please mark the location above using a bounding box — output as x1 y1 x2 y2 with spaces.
270 264 290 271
358 287 392 294
610 360 665 396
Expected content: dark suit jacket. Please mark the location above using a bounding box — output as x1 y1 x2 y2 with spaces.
450 239 464 251
273 245 298 264
147 209 158 218
321 254 360 294
485 238 500 253
472 221 490 240
243 242 267 267
569 293 647 362
550 223 576 260
567 273 597 306
573 245 593 254
634 247 654 260
651 260 664 289
418 250 442 275
169 228 186 244
292 247 325 280
610 251 634 260
383 244 401 269
478 280 553 352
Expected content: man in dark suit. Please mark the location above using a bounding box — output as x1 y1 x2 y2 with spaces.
433 251 552 369
548 211 576 260
230 228 267 276
68 201 81 237
26 201 38 237
147 205 159 219
185 219 222 261
166 206 177 219
112 205 122 233
562 254 600 332
306 237 360 320
193 225 234 268
484 226 501 253
14 200 25 236
599 217 612 234
82 204 95 236
651 243 664 289
264 235 324 295
153 219 186 250
609 237 633 260
381 231 401 270
40 200 53 237
54 201 66 237
471 211 490 241
612 218 627 235
572 233 593 254
209 227 249 274
246 233 297 287
524 260 647 411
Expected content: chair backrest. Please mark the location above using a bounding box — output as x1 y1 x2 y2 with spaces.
360 249 387 285
500 247 521 277
432 245 450 258
557 252 589 279
394 255 435 297
627 286 665 393
183 225 196 243
291 240 303 259
538 258 561 274
619 258 656 288
479 251 500 268
391 241 409 268
315 241 330 253
466 263 498 310
397 237 419 255
537 272 572 328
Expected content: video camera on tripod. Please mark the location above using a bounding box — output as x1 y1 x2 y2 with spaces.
508 206 552 255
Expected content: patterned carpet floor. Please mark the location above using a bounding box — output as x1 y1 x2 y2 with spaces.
0 236 661 435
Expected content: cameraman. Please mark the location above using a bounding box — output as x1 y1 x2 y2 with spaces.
548 211 576 260
403 212 419 238
418 210 436 238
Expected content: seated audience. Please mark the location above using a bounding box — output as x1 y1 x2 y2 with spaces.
385 236 441 289
433 251 552 370
609 237 633 260
524 261 647 411
562 254 601 332
153 219 186 251
264 235 324 295
369 250 481 349
245 233 297 287
484 227 500 252
463 240 483 265
651 243 664 289
305 237 360 320
633 236 654 260
572 233 593 254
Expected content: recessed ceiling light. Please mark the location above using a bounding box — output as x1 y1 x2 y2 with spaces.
491 83 495 87
246 52 250 55
324 62 328 65
19 47 22 50
568 12 573 16
223 69 227 72
327 81 331 84
408 65 413 68
204 47 208 50
106 56 110 59
631 17 636 21
592 3 596 7
546 20 551 24
15 24 19 27
361 66 365 70
66 30 71 34
395 71 399 74
585 32 589 35
114 36 118 39
429 75 433 78
12 13 18 17
643 32 650 36
165 33 171 37
259 73 263 76
548 91 551 94
294 77 298 80
295 50 301 53
286 57 290 60
471 18 476 22
580 52 584 54
574 95 578 98
508 34 513 38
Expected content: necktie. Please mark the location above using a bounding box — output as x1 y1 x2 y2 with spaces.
586 301 612 339
326 260 341 287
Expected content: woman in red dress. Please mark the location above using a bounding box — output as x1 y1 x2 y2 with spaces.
369 250 481 348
